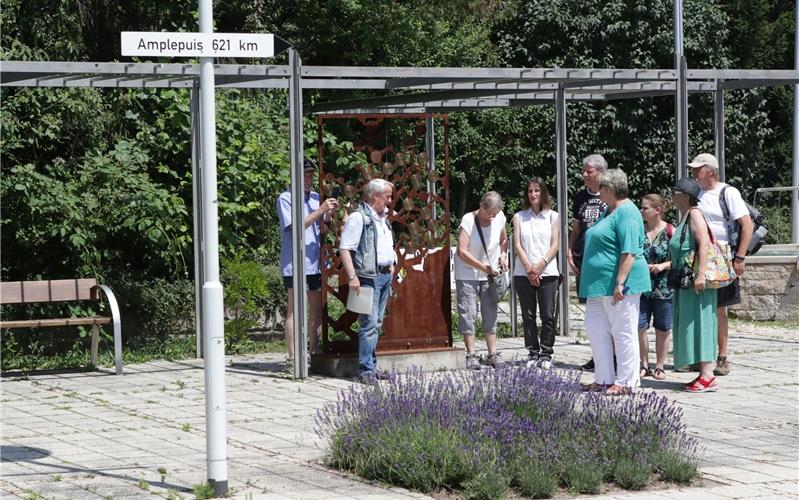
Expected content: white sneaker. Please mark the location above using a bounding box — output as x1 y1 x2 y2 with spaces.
539 358 552 370
525 353 539 368
466 354 482 370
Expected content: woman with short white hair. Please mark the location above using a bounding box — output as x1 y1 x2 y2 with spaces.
454 191 509 369
579 169 651 395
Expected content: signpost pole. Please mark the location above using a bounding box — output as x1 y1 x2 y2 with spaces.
198 0 228 495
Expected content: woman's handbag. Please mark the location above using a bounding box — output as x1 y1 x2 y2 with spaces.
474 211 508 303
669 209 736 290
667 265 693 289
686 230 736 289
487 271 509 303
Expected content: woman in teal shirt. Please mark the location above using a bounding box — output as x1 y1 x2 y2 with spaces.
579 169 651 396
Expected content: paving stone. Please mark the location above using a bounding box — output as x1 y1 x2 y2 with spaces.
1 322 796 499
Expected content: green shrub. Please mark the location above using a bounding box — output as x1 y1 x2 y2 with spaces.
113 275 195 345
562 462 603 495
612 457 651 491
656 451 699 484
262 265 286 327
512 462 557 499
330 422 473 493
222 253 268 350
192 480 214 499
760 203 791 245
461 469 509 500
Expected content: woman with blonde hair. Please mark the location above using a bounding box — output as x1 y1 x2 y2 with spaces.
638 194 674 380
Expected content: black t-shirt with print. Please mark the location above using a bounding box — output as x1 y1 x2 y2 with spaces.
571 187 607 262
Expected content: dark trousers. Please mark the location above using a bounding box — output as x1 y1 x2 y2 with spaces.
514 275 558 359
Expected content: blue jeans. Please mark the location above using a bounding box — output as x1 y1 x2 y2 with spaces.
358 272 392 374
638 296 673 332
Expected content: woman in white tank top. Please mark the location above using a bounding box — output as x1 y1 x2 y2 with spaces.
512 177 560 368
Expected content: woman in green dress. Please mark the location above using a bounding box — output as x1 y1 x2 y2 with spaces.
669 178 719 393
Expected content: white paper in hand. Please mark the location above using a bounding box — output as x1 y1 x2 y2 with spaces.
346 287 373 314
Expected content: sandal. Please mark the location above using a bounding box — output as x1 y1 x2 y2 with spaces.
652 367 666 380
604 384 633 396
580 382 608 393
640 362 653 378
682 375 701 389
684 376 719 393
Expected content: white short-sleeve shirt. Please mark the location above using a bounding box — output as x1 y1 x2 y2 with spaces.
513 208 559 277
339 204 395 266
454 211 506 281
698 184 748 246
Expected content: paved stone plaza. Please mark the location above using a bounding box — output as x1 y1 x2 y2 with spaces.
1 321 797 499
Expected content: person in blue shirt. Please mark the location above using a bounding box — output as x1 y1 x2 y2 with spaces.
579 168 651 396
276 159 339 370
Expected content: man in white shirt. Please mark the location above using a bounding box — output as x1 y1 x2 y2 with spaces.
340 178 396 383
689 153 753 376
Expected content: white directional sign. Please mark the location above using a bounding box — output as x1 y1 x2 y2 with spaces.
121 32 275 58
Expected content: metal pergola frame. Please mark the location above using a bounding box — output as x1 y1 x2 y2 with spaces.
3 59 798 357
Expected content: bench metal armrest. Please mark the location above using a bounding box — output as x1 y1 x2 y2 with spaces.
92 284 123 375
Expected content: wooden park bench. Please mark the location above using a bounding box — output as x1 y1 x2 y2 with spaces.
0 279 123 374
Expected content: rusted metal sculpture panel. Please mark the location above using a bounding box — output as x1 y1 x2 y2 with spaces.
317 114 451 354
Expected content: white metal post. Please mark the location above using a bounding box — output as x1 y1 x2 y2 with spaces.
289 48 309 379
198 0 228 495
555 87 570 337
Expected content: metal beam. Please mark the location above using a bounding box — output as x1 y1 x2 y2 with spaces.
554 87 570 338
675 55 689 181
302 66 678 81
794 4 799 244
190 89 204 359
715 85 726 182
289 48 309 380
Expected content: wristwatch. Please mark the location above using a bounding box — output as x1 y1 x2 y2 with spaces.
733 255 745 262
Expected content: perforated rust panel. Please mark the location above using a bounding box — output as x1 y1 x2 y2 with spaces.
318 114 451 354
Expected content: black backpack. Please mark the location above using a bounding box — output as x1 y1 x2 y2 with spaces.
719 186 768 255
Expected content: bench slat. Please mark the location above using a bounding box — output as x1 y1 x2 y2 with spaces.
0 317 111 328
0 279 98 304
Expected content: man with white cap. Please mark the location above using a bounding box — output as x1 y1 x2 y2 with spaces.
277 159 339 371
688 153 753 376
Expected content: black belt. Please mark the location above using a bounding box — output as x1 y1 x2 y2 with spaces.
378 265 391 274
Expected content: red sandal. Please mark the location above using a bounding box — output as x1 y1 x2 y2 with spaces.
682 375 700 389
684 376 719 393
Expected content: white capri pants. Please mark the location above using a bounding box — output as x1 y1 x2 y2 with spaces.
585 294 642 388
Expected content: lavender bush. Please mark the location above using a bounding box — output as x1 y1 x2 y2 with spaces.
316 365 699 498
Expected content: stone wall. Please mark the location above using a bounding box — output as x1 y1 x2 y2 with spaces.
730 256 799 321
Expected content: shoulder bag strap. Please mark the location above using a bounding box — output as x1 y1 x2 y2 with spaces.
474 211 492 272
719 186 736 243
679 209 692 247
